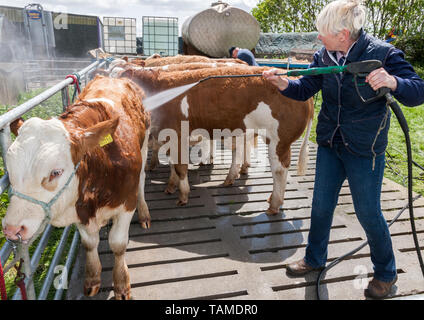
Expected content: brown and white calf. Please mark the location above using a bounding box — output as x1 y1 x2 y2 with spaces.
114 61 256 173
121 66 313 214
147 61 245 73
95 55 247 79
2 76 150 299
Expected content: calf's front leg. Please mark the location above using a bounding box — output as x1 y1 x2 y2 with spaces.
77 224 102 297
109 211 134 300
175 164 189 206
165 164 179 194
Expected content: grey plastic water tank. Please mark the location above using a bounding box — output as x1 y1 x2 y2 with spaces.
182 1 260 58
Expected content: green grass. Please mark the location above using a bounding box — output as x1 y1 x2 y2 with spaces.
0 88 67 121
385 106 424 194
412 63 424 80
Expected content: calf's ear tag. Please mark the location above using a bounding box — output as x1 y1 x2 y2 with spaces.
99 134 113 147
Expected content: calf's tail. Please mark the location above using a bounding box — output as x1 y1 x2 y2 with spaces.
297 117 313 176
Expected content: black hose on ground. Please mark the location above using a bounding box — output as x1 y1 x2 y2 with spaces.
386 93 424 275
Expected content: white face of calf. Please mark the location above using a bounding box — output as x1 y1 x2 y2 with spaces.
2 117 77 242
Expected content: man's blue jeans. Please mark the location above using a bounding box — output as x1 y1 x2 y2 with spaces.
304 144 397 282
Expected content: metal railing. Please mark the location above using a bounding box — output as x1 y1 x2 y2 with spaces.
0 58 108 300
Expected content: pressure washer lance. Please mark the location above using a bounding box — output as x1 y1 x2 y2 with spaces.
197 59 384 81
192 59 424 298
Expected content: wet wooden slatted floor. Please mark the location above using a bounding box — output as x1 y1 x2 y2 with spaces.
67 139 424 300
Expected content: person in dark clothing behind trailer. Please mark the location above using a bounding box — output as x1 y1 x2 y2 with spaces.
263 0 424 299
228 46 259 66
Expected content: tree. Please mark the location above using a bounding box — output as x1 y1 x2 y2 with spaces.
365 0 399 38
366 0 424 38
251 0 329 33
252 0 424 38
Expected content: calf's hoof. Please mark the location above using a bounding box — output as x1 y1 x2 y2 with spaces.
266 207 280 215
84 282 101 297
165 185 177 194
114 286 132 300
140 219 151 229
176 199 188 206
137 203 151 229
223 177 235 186
240 165 249 175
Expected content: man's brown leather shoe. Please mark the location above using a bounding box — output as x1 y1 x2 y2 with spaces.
364 276 398 299
286 258 324 276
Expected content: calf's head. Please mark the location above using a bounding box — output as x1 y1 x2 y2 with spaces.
2 115 118 242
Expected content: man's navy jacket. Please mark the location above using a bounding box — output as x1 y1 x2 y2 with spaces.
237 49 259 66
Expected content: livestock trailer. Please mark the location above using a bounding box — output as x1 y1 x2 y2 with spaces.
0 5 32 60
0 4 103 59
52 12 104 58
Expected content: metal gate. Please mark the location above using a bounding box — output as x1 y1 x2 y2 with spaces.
0 58 107 300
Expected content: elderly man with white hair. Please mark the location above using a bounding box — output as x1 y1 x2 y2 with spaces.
263 0 424 299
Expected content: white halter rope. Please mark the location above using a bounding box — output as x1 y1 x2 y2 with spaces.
7 162 81 242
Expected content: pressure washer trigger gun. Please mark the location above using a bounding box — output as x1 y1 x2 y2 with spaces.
346 59 409 140
344 59 391 104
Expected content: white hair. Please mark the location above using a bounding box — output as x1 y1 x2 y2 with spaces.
316 0 366 39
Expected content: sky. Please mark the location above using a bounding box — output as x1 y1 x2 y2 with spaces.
0 0 260 36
